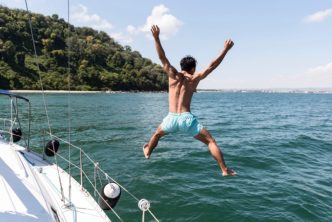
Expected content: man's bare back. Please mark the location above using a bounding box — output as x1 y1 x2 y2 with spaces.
168 71 198 113
143 25 236 176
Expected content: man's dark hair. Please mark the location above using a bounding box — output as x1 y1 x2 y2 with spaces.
180 55 197 72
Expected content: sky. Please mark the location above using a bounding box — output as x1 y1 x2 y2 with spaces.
1 0 332 89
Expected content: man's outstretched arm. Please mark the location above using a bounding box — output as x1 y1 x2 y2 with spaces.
195 39 234 81
151 25 177 78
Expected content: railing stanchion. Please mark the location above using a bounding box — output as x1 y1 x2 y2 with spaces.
80 149 83 189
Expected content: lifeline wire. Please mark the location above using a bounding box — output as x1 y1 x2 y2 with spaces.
24 0 66 204
66 0 73 205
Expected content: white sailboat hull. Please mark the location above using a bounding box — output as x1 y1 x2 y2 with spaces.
0 139 111 222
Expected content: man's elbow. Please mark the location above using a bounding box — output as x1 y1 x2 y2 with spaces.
162 66 168 73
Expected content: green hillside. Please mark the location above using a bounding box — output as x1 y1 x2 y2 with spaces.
0 6 168 91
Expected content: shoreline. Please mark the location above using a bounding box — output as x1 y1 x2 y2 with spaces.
9 90 167 94
8 89 332 94
10 90 103 94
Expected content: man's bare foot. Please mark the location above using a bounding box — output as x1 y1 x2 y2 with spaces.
222 168 237 176
143 144 150 159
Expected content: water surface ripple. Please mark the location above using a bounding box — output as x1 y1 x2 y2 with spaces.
12 92 332 221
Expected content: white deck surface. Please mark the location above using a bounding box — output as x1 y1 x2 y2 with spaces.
0 139 111 222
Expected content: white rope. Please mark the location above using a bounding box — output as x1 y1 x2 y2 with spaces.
66 0 73 205
94 162 99 197
96 165 104 188
24 0 66 204
80 149 83 188
147 209 160 222
23 0 52 136
10 99 14 143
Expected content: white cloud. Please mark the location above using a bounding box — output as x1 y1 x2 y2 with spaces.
112 5 182 44
71 5 133 44
132 4 183 40
303 8 332 23
307 62 332 73
113 4 183 44
72 5 113 30
270 62 332 88
127 25 138 35
301 62 332 87
110 32 133 44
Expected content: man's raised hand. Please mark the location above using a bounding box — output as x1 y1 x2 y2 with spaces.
224 39 234 51
151 25 160 39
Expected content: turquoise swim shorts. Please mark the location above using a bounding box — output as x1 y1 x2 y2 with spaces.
160 112 203 136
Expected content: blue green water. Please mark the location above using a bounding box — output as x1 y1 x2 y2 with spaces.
6 92 332 221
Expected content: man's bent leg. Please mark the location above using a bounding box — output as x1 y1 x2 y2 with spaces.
195 128 236 176
143 126 166 159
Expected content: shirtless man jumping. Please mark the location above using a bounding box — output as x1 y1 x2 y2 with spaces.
143 25 236 176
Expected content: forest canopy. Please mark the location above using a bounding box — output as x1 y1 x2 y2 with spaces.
0 6 168 91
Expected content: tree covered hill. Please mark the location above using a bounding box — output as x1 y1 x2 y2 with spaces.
0 6 168 91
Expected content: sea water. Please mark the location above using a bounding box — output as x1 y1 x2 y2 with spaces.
8 92 332 221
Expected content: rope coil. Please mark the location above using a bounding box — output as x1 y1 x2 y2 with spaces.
138 199 150 212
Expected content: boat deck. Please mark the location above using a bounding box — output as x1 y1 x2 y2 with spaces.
0 139 111 222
